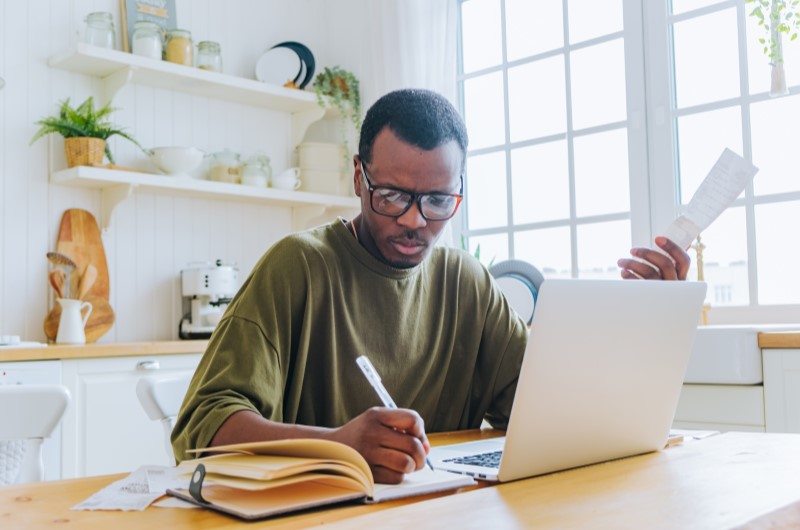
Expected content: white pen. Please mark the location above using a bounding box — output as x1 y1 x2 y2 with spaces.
356 355 435 471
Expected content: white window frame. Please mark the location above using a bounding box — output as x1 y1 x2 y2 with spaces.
457 0 800 324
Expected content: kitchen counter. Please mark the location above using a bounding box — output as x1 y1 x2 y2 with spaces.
0 340 208 362
759 332 800 349
0 332 796 363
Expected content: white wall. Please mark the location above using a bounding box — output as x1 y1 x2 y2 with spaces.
0 0 368 342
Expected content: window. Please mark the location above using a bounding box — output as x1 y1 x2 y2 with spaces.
458 0 800 321
457 0 642 281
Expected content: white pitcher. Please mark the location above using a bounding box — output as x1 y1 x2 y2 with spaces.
56 298 93 344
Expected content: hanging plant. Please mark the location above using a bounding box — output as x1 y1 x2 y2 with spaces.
313 66 361 167
747 0 800 64
747 0 799 95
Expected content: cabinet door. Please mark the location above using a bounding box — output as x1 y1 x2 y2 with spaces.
763 349 800 433
61 353 201 478
673 384 765 432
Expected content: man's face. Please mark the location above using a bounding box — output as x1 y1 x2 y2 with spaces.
353 128 463 268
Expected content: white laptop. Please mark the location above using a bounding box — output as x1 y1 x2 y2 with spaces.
430 278 707 482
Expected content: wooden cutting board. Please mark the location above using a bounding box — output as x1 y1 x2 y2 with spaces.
43 296 115 343
55 209 110 301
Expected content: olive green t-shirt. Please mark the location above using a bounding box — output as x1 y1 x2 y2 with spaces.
171 219 528 462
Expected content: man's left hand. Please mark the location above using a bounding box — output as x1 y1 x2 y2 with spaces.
617 236 690 281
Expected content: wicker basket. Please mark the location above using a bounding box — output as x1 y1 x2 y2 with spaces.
64 137 106 167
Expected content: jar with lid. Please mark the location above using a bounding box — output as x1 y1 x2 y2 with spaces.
131 21 163 60
208 149 241 183
196 41 223 73
165 29 193 66
84 12 115 49
240 153 272 187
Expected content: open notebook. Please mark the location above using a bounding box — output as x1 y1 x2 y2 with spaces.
430 279 707 482
167 438 474 520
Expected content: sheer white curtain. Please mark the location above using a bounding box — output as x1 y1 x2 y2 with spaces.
362 0 460 247
361 0 459 108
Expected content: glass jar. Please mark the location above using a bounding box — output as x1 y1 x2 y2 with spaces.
196 41 223 72
84 12 115 49
131 21 163 60
240 153 272 187
165 29 193 66
208 149 241 183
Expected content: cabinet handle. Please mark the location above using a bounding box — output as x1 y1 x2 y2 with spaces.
137 360 161 370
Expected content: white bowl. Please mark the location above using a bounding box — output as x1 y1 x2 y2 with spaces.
149 146 205 177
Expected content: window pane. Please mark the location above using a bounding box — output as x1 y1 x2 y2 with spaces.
672 9 740 108
576 220 630 279
676 107 743 205
671 0 723 15
461 0 502 73
508 56 567 142
466 151 508 230
506 0 563 61
463 72 506 150
515 226 572 277
467 233 508 266
568 0 623 44
570 39 627 130
686 207 748 306
756 201 800 304
573 129 630 217
746 12 800 95
511 140 570 224
751 95 800 196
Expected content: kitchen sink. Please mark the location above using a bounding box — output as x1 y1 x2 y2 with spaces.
684 325 800 384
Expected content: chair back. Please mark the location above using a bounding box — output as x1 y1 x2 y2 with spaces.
136 372 192 465
489 259 545 325
0 384 70 484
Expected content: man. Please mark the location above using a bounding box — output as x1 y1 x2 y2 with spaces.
172 89 689 484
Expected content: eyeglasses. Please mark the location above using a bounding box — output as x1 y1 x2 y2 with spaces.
360 162 463 221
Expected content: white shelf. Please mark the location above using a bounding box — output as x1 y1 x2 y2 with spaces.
48 43 326 147
51 166 359 232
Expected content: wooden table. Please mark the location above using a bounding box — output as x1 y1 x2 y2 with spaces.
2 431 800 529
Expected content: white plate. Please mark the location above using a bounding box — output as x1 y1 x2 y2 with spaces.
255 47 301 86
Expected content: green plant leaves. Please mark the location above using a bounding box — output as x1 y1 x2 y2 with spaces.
30 96 145 164
746 0 800 63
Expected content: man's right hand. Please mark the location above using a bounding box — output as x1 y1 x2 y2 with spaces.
328 407 431 484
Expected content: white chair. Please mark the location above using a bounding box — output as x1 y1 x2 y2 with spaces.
136 372 192 465
0 384 70 485
489 259 545 325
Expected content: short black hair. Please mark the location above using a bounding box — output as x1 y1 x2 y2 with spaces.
358 89 468 168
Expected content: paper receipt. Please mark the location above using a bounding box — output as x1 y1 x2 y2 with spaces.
662 148 759 249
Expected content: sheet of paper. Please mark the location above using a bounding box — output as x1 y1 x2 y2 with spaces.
662 148 759 249
72 465 189 512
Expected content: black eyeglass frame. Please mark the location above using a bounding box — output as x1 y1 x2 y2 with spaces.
359 161 464 221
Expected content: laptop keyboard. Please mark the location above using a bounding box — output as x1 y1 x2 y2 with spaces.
443 450 503 469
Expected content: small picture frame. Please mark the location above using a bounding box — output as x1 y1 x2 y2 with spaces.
119 0 178 53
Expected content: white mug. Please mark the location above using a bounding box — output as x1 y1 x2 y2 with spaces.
272 175 302 190
56 298 93 344
278 167 301 180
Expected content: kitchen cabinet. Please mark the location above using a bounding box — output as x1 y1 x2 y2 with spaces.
672 383 765 432
60 352 202 478
48 43 359 231
763 348 800 433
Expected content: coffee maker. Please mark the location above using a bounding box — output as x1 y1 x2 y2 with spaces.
179 260 239 339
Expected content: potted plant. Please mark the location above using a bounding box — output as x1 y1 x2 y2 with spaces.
30 96 144 167
746 0 800 95
312 66 362 165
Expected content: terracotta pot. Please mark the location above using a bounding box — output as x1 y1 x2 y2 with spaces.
64 137 105 167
